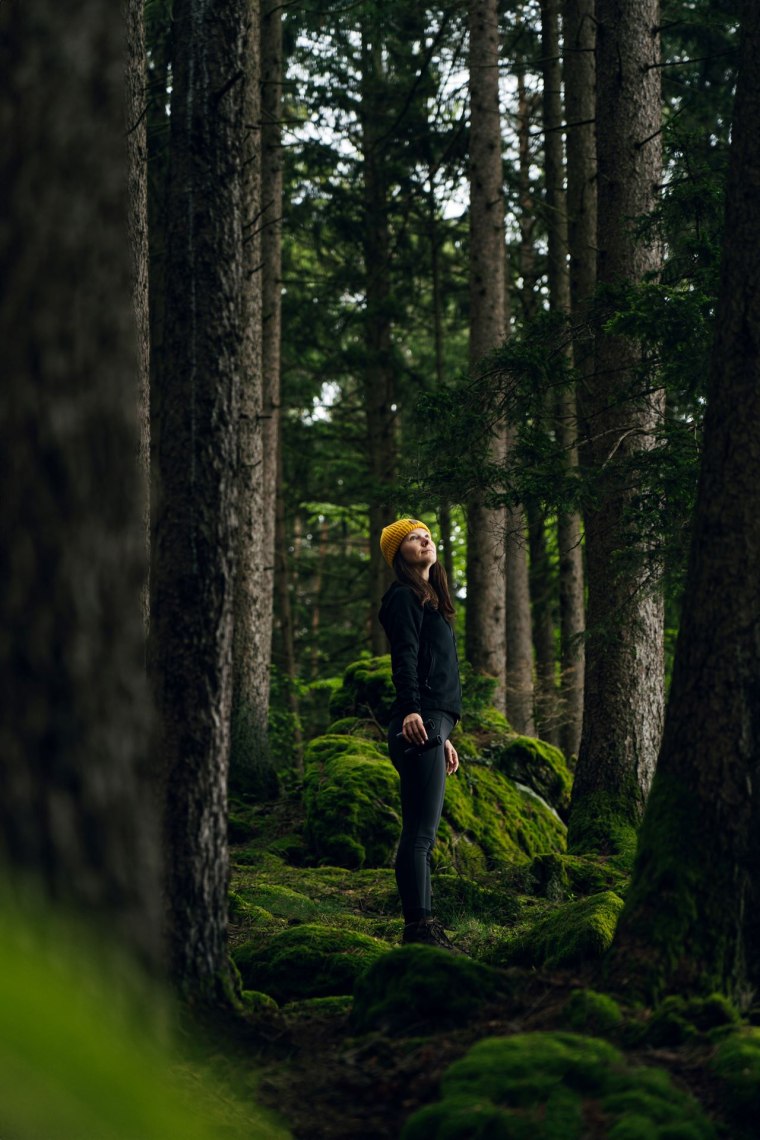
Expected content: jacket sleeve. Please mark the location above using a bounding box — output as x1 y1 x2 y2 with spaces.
382 587 424 717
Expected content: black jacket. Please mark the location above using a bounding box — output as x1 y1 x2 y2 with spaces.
379 581 462 720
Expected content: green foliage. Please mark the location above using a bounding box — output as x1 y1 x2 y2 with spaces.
712 1028 760 1126
352 945 512 1034
303 734 400 867
488 735 572 817
232 923 387 1004
402 1031 716 1139
634 994 740 1048
492 891 625 972
328 655 396 724
0 915 287 1140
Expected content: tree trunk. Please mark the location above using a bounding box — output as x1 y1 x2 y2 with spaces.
124 0 151 635
466 0 508 709
0 0 162 977
360 25 396 652
273 424 303 770
608 1 760 1003
151 0 249 1002
567 0 664 857
528 503 560 744
544 0 585 758
231 0 279 801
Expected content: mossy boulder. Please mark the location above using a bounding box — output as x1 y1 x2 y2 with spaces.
402 1031 715 1139
489 735 573 817
232 881 322 925
303 735 400 867
529 852 630 901
563 988 624 1038
352 945 513 1033
324 716 384 741
712 1027 760 1126
638 993 740 1048
328 656 396 724
500 890 624 970
233 923 387 1003
438 763 566 874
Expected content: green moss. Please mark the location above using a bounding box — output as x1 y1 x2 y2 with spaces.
228 812 257 844
303 736 400 868
567 788 641 866
241 990 279 1013
328 656 396 724
233 923 387 1003
489 735 573 817
638 994 740 1048
712 1027 760 1125
402 1032 715 1140
324 716 383 741
503 891 625 970
282 995 353 1017
431 873 521 927
529 852 630 900
352 945 513 1033
564 989 624 1037
232 881 322 924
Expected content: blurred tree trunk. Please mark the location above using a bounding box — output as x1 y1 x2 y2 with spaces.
360 22 396 652
608 1 760 1002
466 0 508 711
567 0 664 857
543 0 584 758
231 0 279 801
0 0 162 977
124 0 151 634
151 0 249 1002
274 429 303 769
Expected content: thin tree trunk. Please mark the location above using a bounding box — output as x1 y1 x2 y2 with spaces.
151 0 248 1002
528 503 560 744
544 0 585 758
124 0 151 635
428 179 456 591
505 497 536 734
360 25 395 652
0 0 162 978
608 1 760 1003
567 0 664 857
274 426 303 770
466 0 508 710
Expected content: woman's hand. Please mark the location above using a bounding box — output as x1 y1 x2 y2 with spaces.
402 712 428 745
444 739 459 775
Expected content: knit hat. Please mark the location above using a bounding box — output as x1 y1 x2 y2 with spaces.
380 518 432 567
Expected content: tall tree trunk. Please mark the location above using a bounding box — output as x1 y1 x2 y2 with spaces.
567 0 664 857
505 497 536 734
360 26 395 652
231 0 278 801
124 0 151 635
151 0 248 1002
528 503 560 744
466 0 508 710
0 0 162 977
273 426 303 770
428 178 456 591
608 1 760 1003
544 0 585 758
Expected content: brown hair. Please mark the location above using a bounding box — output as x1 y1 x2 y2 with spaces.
392 552 456 622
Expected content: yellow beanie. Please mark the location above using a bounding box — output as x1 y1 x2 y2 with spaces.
380 518 432 567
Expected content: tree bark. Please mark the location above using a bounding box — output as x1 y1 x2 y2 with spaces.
528 502 560 745
151 0 248 1001
0 0 162 977
124 0 151 635
466 0 508 709
360 24 396 652
608 1 760 1003
544 0 585 758
567 0 664 857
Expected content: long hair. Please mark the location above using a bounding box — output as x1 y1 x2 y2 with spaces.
392 552 456 623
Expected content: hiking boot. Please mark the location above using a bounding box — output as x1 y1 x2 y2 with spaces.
402 917 466 954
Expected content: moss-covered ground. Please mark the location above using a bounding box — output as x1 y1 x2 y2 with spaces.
216 663 753 1139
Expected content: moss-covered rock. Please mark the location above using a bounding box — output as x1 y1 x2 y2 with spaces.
431 873 521 927
498 890 624 971
489 735 573 817
402 1031 715 1139
637 993 740 1048
563 988 624 1038
241 990 279 1013
328 656 396 724
438 763 566 873
528 852 630 901
324 716 384 741
232 881 323 924
566 789 639 867
303 735 399 867
712 1027 760 1126
233 923 387 1003
352 945 513 1033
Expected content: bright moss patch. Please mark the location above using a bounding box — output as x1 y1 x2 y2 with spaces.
303 735 400 868
233 923 387 1003
563 989 624 1038
489 735 573 817
498 890 625 971
328 656 396 724
232 881 322 925
352 945 513 1033
402 1031 715 1139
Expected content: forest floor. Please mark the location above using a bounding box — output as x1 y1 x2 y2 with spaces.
192 792 748 1140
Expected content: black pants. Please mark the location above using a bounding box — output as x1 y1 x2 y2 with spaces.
388 710 455 922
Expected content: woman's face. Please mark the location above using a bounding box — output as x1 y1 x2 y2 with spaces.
399 527 437 570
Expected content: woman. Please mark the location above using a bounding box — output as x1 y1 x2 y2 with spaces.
378 518 462 951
